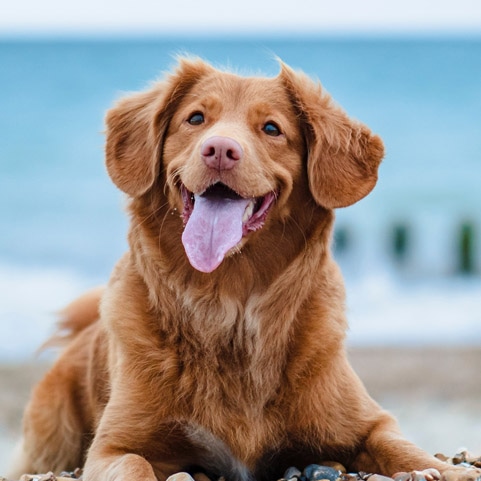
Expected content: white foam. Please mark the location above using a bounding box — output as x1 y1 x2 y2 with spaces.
0 263 98 362
345 271 481 346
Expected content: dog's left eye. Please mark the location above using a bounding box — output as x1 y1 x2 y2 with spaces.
187 112 205 125
262 122 281 137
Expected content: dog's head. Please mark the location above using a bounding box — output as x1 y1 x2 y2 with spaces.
105 58 383 273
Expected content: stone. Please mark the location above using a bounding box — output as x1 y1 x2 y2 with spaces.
340 474 361 481
20 475 45 481
303 464 342 481
284 467 302 479
359 473 374 481
367 475 394 481
392 473 412 481
452 454 465 465
466 455 481 465
166 473 196 481
392 469 441 481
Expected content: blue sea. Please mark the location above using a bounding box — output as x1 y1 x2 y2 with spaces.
1 37 480 359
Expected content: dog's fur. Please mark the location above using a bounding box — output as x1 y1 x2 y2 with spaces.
10 59 480 481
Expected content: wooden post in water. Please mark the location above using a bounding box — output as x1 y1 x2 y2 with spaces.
459 221 476 274
392 223 410 265
334 226 350 255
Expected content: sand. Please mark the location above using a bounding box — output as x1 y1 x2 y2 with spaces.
1 347 480 475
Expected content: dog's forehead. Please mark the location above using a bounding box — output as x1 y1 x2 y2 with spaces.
191 71 290 109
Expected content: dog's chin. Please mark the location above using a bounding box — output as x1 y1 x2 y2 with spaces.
179 182 277 273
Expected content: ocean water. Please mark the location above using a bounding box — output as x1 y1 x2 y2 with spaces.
1 37 480 360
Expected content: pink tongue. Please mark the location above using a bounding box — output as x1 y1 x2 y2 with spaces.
182 194 250 273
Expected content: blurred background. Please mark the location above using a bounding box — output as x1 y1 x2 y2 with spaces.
1 0 480 474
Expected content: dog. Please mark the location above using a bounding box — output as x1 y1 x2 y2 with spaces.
10 58 480 481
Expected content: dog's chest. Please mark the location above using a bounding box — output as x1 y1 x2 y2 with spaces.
155 346 283 465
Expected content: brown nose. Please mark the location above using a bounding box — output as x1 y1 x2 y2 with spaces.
201 136 243 171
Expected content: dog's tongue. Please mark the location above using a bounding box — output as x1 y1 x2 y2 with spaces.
182 194 250 273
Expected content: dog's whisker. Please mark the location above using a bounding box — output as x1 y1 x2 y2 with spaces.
165 165 186 196
135 200 171 229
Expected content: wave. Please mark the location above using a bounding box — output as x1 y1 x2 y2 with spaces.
345 270 481 346
0 263 101 362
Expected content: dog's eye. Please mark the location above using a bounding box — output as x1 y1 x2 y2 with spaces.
187 112 205 126
262 122 281 137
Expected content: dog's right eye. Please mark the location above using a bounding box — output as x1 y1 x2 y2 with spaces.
262 121 282 137
187 112 205 125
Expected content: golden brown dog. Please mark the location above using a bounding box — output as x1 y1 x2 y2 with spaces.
10 58 480 481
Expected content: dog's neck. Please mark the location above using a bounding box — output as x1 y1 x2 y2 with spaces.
125 205 345 357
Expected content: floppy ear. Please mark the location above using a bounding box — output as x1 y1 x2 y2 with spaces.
279 63 384 209
105 58 214 197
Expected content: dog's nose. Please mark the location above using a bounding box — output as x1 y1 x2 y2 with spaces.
201 136 243 171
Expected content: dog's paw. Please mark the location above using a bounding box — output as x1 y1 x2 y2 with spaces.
393 469 441 481
440 468 481 481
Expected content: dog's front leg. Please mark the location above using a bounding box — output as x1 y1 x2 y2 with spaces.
84 428 199 481
351 412 481 481
83 398 200 481
84 401 252 481
84 451 158 481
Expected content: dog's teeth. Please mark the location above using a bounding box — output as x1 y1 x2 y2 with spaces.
242 200 255 223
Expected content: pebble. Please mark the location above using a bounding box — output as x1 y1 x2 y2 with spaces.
59 469 83 479
284 467 302 479
303 464 342 481
392 473 411 481
367 475 395 481
18 476 81 481
19 474 56 481
340 474 360 481
453 454 466 465
357 472 373 480
393 468 445 481
166 473 196 481
8 450 481 481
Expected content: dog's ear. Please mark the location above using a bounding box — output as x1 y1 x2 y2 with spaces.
105 58 214 197
279 63 384 209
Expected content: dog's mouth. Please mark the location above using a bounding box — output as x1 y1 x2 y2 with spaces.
180 182 276 273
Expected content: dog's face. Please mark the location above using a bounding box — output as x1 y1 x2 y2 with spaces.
105 59 384 273
163 71 306 272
